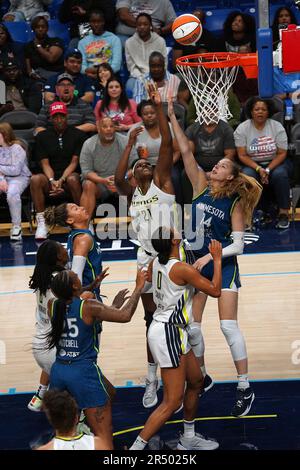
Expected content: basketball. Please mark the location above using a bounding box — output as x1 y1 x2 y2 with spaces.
172 13 203 46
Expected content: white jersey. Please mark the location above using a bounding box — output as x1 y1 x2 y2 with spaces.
152 258 194 325
130 181 176 255
53 434 95 450
35 288 55 334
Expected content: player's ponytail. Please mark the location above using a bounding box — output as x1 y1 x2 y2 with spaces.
151 226 173 265
29 240 65 295
46 271 74 350
44 203 69 231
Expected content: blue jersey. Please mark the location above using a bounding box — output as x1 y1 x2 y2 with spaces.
67 229 102 300
188 187 240 257
51 297 99 363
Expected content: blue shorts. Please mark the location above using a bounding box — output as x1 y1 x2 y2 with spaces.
189 251 241 290
50 359 109 409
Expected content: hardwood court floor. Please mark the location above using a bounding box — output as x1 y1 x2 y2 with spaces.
1 251 300 393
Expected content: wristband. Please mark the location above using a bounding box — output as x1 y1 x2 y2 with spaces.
255 165 261 173
265 167 270 175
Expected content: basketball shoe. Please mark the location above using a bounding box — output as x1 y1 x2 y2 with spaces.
177 433 219 451
142 378 160 408
231 387 255 417
28 394 43 412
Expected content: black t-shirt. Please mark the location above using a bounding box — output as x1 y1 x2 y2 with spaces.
24 36 64 72
35 126 86 178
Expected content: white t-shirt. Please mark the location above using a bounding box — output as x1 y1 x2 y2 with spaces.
53 434 95 450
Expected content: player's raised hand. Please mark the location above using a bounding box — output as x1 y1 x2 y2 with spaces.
112 289 130 308
147 81 162 105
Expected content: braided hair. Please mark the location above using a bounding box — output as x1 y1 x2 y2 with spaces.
29 240 65 296
151 227 173 265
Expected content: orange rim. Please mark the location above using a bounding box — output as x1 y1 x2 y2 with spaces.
176 52 240 68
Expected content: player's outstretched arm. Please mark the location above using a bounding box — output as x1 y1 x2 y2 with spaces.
115 127 143 197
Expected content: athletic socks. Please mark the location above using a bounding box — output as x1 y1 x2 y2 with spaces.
237 374 250 390
147 362 158 382
200 365 207 378
130 435 148 450
183 420 195 439
36 384 48 399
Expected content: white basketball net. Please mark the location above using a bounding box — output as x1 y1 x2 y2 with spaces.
177 54 239 125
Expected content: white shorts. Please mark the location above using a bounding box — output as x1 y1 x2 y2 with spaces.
32 333 56 375
137 247 155 294
147 320 191 368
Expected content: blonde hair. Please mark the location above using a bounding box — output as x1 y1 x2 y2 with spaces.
44 204 69 231
0 122 23 147
210 160 262 226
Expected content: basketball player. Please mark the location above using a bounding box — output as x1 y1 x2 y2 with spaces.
46 268 147 449
168 99 262 417
130 227 221 451
115 85 178 409
37 390 103 450
28 240 108 412
44 203 103 301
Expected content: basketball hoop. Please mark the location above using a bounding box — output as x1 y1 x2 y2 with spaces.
176 52 258 125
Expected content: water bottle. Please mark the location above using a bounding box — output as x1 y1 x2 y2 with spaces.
285 97 293 121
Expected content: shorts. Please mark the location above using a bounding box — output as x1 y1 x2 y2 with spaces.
32 334 56 375
137 247 155 294
50 360 109 409
189 251 241 291
147 320 191 368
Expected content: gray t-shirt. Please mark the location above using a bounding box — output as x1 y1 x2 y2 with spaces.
185 120 235 171
80 133 138 178
234 118 288 163
116 0 176 36
129 122 174 165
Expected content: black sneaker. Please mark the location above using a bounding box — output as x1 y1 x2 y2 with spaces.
276 214 290 229
231 387 255 417
199 374 214 397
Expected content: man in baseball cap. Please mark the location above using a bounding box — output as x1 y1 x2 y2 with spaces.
44 49 95 104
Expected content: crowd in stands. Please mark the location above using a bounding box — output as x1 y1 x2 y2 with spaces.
0 0 299 241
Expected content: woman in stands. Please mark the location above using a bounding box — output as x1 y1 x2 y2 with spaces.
0 123 31 241
272 6 298 50
0 24 24 74
25 16 64 82
37 390 104 450
169 98 261 418
129 228 221 451
93 63 115 107
45 268 146 448
94 77 141 132
220 11 256 52
234 97 291 229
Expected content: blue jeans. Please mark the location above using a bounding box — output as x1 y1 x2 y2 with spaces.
242 159 293 210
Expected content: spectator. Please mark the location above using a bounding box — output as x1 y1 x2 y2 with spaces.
78 9 122 80
232 45 258 107
187 89 241 129
44 48 95 104
94 77 141 132
80 116 137 218
3 1 51 22
0 123 31 241
133 51 182 104
31 101 85 240
0 23 24 75
129 99 182 203
272 6 297 51
125 13 167 97
115 0 176 44
234 97 291 229
271 7 300 98
59 0 116 48
25 16 64 83
0 59 42 116
93 63 115 107
218 11 256 53
35 73 96 134
172 9 217 71
36 390 104 450
182 118 236 204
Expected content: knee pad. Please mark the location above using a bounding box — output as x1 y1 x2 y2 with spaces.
144 310 154 330
187 322 205 358
220 320 247 361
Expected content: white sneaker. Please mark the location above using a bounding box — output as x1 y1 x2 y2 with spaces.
35 214 48 240
27 394 43 412
142 378 160 408
177 432 219 450
10 225 22 241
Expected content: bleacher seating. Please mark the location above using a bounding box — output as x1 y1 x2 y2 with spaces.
47 19 70 44
4 21 31 43
205 8 241 36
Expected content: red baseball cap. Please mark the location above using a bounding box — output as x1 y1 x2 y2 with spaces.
49 101 68 116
